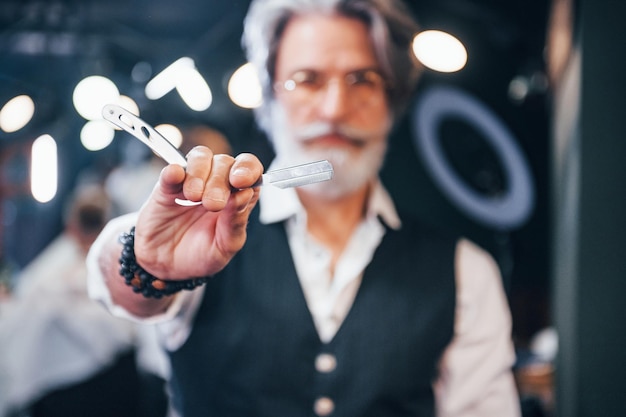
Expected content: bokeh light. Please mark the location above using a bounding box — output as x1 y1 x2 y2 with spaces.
412 30 468 73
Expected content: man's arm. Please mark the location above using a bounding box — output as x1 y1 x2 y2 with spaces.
87 148 263 319
87 213 175 318
434 238 521 417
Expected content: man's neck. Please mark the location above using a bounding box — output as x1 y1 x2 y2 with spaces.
297 184 370 271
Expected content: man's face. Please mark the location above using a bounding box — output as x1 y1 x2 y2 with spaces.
269 14 392 199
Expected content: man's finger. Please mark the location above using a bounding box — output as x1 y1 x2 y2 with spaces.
183 146 214 202
202 154 236 211
229 153 264 190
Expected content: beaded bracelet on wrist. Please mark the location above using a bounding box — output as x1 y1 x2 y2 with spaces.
118 227 211 298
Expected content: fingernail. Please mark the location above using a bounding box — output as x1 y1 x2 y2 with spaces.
232 167 252 177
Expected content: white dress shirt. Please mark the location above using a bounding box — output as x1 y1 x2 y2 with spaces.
87 179 521 417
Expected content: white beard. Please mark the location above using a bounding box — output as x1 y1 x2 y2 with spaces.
267 101 391 200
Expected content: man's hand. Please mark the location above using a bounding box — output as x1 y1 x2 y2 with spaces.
134 146 263 280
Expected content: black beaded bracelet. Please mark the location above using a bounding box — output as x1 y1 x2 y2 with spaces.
118 227 211 298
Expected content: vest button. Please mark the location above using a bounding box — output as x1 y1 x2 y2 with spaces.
314 396 335 416
315 353 337 373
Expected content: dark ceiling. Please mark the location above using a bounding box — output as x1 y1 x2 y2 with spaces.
0 0 255 134
0 0 550 140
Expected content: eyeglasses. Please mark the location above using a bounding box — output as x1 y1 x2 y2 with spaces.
274 68 387 106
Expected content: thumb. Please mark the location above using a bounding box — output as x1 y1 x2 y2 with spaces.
154 164 187 204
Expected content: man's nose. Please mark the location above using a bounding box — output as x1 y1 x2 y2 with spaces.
316 79 350 121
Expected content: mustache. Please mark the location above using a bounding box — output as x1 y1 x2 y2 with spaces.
292 122 374 144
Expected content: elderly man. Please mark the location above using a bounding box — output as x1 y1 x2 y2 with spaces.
88 0 521 416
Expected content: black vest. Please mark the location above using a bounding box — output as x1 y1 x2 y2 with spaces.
169 210 457 417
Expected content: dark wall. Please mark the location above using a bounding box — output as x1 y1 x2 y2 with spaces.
551 0 626 415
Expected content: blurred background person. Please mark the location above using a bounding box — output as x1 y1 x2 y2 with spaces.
0 183 168 417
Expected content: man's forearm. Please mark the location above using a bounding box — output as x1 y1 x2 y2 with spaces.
98 234 175 318
87 213 176 320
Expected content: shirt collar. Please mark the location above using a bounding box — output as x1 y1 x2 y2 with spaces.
259 162 402 230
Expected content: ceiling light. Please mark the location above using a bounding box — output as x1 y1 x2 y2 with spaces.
145 57 194 100
228 63 262 109
117 95 140 116
155 124 183 148
31 134 58 203
145 57 212 111
176 67 212 111
412 30 468 73
80 120 115 151
0 95 35 133
73 75 120 120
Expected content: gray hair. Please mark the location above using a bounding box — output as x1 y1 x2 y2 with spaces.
242 0 422 134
